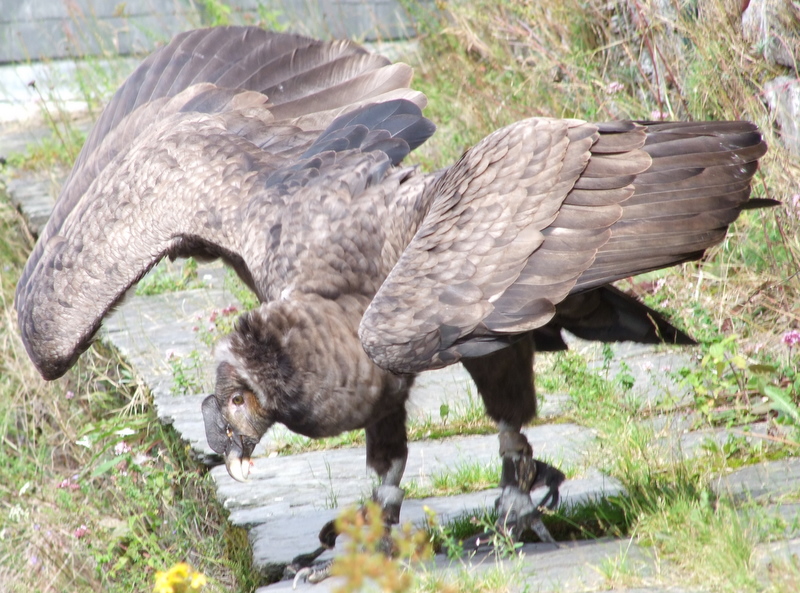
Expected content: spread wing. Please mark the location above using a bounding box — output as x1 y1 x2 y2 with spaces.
360 120 768 373
15 26 426 380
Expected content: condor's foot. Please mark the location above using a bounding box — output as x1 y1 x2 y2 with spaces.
286 485 405 586
496 428 566 545
494 478 562 546
291 560 334 588
284 518 338 586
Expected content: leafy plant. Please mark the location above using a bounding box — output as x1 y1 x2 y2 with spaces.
198 0 232 26
168 350 207 396
331 502 431 593
136 258 203 296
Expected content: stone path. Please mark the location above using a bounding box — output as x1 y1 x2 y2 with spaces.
5 123 800 592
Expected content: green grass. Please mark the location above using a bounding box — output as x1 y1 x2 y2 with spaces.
403 460 500 499
0 195 257 591
535 344 799 590
136 258 204 297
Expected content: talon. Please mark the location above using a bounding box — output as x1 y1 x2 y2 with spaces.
292 560 333 587
530 516 560 546
292 567 313 589
307 563 333 584
531 459 565 510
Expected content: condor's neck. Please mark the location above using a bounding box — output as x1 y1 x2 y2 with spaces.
255 294 412 437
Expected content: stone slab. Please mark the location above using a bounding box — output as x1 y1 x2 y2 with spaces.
214 423 601 570
571 337 695 409
713 457 800 502
215 423 595 517
6 175 58 235
753 537 800 581
247 468 622 573
260 537 661 593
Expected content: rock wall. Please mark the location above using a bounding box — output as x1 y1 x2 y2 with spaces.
743 0 800 157
0 0 429 64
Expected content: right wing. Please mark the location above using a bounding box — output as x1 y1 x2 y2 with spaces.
15 26 424 380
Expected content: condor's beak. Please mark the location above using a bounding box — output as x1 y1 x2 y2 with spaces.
223 434 255 483
202 394 256 483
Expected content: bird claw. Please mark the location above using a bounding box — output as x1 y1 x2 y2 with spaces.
494 466 563 547
495 486 558 546
291 560 333 588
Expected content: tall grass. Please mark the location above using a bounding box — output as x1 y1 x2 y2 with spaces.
0 191 257 591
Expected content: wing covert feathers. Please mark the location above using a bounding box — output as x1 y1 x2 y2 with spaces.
361 119 768 374
15 26 426 380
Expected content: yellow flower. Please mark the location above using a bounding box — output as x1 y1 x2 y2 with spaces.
189 572 207 590
153 562 207 593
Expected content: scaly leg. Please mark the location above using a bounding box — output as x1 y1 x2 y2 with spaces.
462 335 563 545
289 408 409 585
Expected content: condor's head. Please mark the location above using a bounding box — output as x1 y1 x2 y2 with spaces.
201 308 297 482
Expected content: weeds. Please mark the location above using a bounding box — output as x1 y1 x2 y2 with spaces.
136 258 203 297
403 460 500 499
0 190 254 591
331 502 431 593
168 350 207 396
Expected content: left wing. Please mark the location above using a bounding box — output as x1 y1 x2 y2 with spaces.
359 120 767 373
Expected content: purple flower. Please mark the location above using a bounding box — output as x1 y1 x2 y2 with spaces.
783 330 800 347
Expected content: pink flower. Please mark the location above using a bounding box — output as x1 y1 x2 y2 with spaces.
58 476 80 491
783 330 800 347
74 525 89 538
606 81 624 94
114 442 132 456
65 390 75 400
650 110 670 121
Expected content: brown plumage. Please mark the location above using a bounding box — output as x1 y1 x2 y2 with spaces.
16 26 771 568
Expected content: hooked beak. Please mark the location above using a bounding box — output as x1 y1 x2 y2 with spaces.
223 434 255 483
202 394 257 483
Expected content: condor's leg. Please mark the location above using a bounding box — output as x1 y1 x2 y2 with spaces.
289 407 409 584
461 335 564 544
366 406 409 526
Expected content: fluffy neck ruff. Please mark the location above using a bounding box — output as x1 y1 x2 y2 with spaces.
215 294 409 438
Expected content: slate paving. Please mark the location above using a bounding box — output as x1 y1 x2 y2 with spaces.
5 122 800 592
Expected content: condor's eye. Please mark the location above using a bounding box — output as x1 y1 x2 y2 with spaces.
231 393 245 406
